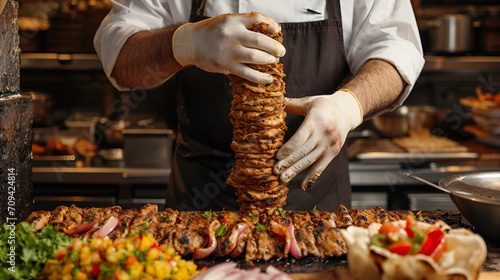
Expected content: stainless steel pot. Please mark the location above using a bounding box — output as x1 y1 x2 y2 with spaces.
406 172 500 242
429 14 472 53
372 106 443 137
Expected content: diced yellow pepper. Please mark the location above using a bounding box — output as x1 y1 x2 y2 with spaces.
60 262 74 276
146 248 160 260
80 246 91 266
130 262 144 278
74 270 88 280
154 260 172 278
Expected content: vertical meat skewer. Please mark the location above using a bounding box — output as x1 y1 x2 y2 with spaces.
227 22 288 216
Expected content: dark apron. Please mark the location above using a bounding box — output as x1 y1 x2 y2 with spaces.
166 0 352 211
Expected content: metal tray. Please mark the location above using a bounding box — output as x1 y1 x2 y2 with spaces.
349 139 479 163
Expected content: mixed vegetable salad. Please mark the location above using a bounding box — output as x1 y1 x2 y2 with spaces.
39 230 199 280
0 222 74 280
370 216 446 261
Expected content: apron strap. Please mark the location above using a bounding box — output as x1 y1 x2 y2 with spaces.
190 0 208 21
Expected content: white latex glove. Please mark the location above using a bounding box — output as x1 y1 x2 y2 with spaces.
273 90 363 190
172 12 286 84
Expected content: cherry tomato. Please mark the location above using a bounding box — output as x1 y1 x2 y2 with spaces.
386 240 413 256
419 226 446 261
379 222 408 242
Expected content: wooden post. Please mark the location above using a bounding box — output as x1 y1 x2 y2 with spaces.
0 0 34 225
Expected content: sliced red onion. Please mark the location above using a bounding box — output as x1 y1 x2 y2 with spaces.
65 222 98 235
192 261 293 280
286 225 301 259
270 221 290 256
230 223 251 258
266 266 293 280
193 220 221 259
191 262 237 280
95 216 119 238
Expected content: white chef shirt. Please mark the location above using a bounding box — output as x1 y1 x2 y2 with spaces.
94 0 425 115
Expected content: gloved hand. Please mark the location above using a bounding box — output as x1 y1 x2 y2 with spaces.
172 12 286 84
273 90 364 190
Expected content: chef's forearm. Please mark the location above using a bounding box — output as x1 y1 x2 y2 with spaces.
111 27 183 90
342 59 406 117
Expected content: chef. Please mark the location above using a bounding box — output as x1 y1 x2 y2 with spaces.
94 0 424 211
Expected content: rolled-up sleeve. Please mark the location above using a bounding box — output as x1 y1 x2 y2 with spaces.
341 0 425 117
94 0 190 91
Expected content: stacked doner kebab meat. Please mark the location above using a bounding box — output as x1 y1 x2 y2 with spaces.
227 23 288 216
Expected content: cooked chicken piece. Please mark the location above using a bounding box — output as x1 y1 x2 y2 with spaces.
61 205 83 234
48 205 68 227
25 211 51 231
130 204 158 228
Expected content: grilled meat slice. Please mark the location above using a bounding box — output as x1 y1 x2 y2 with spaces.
48 205 68 227
25 210 51 231
214 211 251 257
117 208 138 227
155 209 179 226
130 204 158 228
336 204 354 228
291 212 320 258
108 226 129 239
61 205 83 234
308 212 347 258
170 212 216 257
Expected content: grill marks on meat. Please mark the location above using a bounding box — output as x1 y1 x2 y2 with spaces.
26 210 51 231
24 204 415 261
227 22 288 216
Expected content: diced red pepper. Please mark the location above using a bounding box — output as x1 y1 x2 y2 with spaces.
222 218 227 225
386 240 413 256
91 263 101 277
419 226 446 261
99 249 106 260
151 243 161 250
57 254 65 261
405 216 417 238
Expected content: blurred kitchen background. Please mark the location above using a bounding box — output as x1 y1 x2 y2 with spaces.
19 0 500 211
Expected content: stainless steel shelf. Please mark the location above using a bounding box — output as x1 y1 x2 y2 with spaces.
423 55 500 73
33 166 170 184
349 161 500 186
20 53 103 70
20 53 500 73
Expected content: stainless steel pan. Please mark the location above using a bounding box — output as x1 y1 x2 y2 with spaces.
406 172 500 241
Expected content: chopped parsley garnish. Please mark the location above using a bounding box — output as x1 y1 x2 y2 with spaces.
256 224 266 232
140 221 149 228
201 210 212 220
276 208 286 218
416 211 423 221
86 210 96 222
215 224 227 237
160 214 169 223
99 264 115 276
